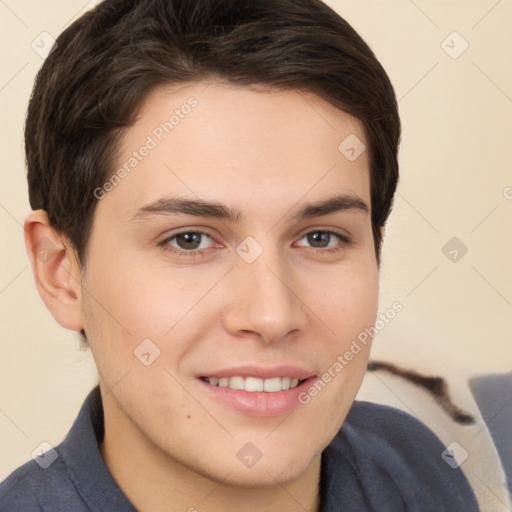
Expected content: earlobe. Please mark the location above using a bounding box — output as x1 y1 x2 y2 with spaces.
24 210 84 331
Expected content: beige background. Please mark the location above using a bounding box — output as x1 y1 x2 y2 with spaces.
1 0 511 493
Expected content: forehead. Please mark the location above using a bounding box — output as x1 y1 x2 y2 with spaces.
100 81 370 221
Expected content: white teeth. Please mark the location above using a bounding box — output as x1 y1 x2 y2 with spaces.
263 377 281 392
245 377 264 392
228 376 245 390
204 376 304 392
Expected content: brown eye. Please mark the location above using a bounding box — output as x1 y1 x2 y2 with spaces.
161 231 214 253
175 232 203 250
296 230 349 250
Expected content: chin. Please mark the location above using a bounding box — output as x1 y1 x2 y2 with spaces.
246 454 314 487
221 465 304 489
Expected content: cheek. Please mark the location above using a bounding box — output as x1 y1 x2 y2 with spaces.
80 251 226 384
303 258 379 340
79 252 163 380
82 252 184 339
299 257 378 413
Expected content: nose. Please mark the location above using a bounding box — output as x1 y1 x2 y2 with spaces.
221 245 308 344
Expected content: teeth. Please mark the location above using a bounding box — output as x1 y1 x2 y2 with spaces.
204 376 304 392
228 376 245 390
263 377 281 392
245 377 264 392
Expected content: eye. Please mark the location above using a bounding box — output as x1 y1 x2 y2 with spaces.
295 230 350 252
159 231 215 256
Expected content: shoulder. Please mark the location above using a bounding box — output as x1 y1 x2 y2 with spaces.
331 400 480 510
344 399 444 444
342 400 461 466
0 386 131 512
0 446 87 512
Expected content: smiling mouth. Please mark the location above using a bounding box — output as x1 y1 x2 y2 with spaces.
199 376 307 392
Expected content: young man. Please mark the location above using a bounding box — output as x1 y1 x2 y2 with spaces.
0 0 479 510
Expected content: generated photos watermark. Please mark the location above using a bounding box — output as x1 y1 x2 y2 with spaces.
93 97 198 200
298 301 403 405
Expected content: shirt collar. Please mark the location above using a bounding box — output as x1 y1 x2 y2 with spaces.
59 385 137 511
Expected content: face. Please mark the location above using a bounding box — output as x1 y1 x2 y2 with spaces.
80 81 379 487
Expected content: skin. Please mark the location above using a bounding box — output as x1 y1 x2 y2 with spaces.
25 81 380 512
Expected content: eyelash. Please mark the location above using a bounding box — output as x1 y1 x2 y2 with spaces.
158 229 352 258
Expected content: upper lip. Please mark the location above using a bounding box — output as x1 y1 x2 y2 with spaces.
198 365 316 380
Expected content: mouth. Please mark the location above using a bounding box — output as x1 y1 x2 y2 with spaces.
199 376 307 392
196 373 317 417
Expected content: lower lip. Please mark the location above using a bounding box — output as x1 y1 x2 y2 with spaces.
196 377 317 417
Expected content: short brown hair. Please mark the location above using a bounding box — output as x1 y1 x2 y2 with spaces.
26 0 400 267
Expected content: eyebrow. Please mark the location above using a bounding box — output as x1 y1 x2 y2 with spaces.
131 193 369 223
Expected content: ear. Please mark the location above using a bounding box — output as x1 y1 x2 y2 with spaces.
24 210 84 331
